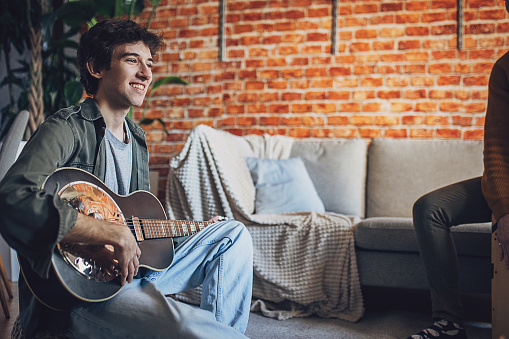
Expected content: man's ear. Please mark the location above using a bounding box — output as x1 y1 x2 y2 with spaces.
86 60 104 79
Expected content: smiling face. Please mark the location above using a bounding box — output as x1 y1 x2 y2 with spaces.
89 41 154 113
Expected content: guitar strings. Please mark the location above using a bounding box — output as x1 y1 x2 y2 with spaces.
105 219 212 239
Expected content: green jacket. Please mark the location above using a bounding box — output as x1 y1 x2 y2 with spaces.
0 97 150 335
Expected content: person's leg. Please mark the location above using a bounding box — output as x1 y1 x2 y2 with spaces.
67 220 252 338
68 278 247 339
409 177 491 338
151 220 253 333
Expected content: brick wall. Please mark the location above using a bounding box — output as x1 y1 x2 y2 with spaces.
132 0 509 196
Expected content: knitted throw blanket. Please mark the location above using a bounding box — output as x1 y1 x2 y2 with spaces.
165 125 364 322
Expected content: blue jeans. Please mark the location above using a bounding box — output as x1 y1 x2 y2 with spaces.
412 177 491 324
67 220 253 338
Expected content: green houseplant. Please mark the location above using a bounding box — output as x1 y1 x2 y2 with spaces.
0 0 186 139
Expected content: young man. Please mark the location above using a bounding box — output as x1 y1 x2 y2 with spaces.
0 19 252 338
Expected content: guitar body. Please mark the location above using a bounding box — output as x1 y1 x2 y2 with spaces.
19 168 174 311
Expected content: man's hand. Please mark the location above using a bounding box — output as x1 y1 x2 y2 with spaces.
62 213 141 286
497 214 509 270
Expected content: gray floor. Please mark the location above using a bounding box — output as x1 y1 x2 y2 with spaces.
245 288 491 339
245 310 490 339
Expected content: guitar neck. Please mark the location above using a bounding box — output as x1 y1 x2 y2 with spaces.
129 218 212 241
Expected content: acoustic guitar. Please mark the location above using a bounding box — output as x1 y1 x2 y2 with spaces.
19 167 215 311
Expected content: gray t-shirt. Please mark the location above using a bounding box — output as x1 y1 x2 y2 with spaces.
103 122 132 195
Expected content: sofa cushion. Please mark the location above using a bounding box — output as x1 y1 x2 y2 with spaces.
290 139 368 217
354 217 491 257
366 139 484 218
245 157 325 214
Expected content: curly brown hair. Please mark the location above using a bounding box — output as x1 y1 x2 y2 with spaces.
77 19 164 95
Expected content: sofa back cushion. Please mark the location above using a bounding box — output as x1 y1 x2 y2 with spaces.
366 139 484 218
290 139 368 217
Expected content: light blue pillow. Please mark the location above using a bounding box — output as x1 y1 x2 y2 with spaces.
245 157 325 214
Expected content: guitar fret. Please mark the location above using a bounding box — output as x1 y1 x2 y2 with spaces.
136 219 214 239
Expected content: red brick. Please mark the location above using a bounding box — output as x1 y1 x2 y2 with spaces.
371 14 395 25
439 102 461 112
430 90 454 99
374 41 395 50
247 104 267 114
260 116 278 125
380 27 405 37
330 67 351 76
464 102 486 113
405 90 427 99
305 92 326 100
268 81 287 89
334 127 358 138
328 116 349 125
281 116 302 125
308 7 329 17
306 67 327 77
351 116 374 125
402 115 425 125
303 116 325 126
361 78 383 87
382 3 404 11
282 92 302 101
391 102 413 112
363 103 382 112
269 104 290 113
381 54 405 62
463 76 489 86
466 23 496 34
431 24 456 35
292 104 312 113
410 129 434 138
406 26 430 36
312 128 333 138
353 90 376 100
245 81 265 90
398 40 421 50
385 129 408 138
289 128 311 138
376 116 399 125
360 128 382 138
330 91 350 100
407 1 429 11
339 103 361 112
437 76 461 86
436 128 461 139
429 63 453 73
355 4 379 14
431 0 456 9
356 29 378 39
267 58 287 66
464 129 484 140
378 90 401 99
397 13 420 23
312 78 334 88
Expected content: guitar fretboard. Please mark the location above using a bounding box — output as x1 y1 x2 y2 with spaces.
129 218 212 241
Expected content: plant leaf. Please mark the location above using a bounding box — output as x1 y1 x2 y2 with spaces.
139 118 169 135
64 81 84 106
57 1 97 28
151 76 188 92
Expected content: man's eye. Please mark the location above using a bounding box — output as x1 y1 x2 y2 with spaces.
147 63 153 68
127 59 137 63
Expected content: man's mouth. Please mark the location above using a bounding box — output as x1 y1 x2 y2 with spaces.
130 83 145 90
